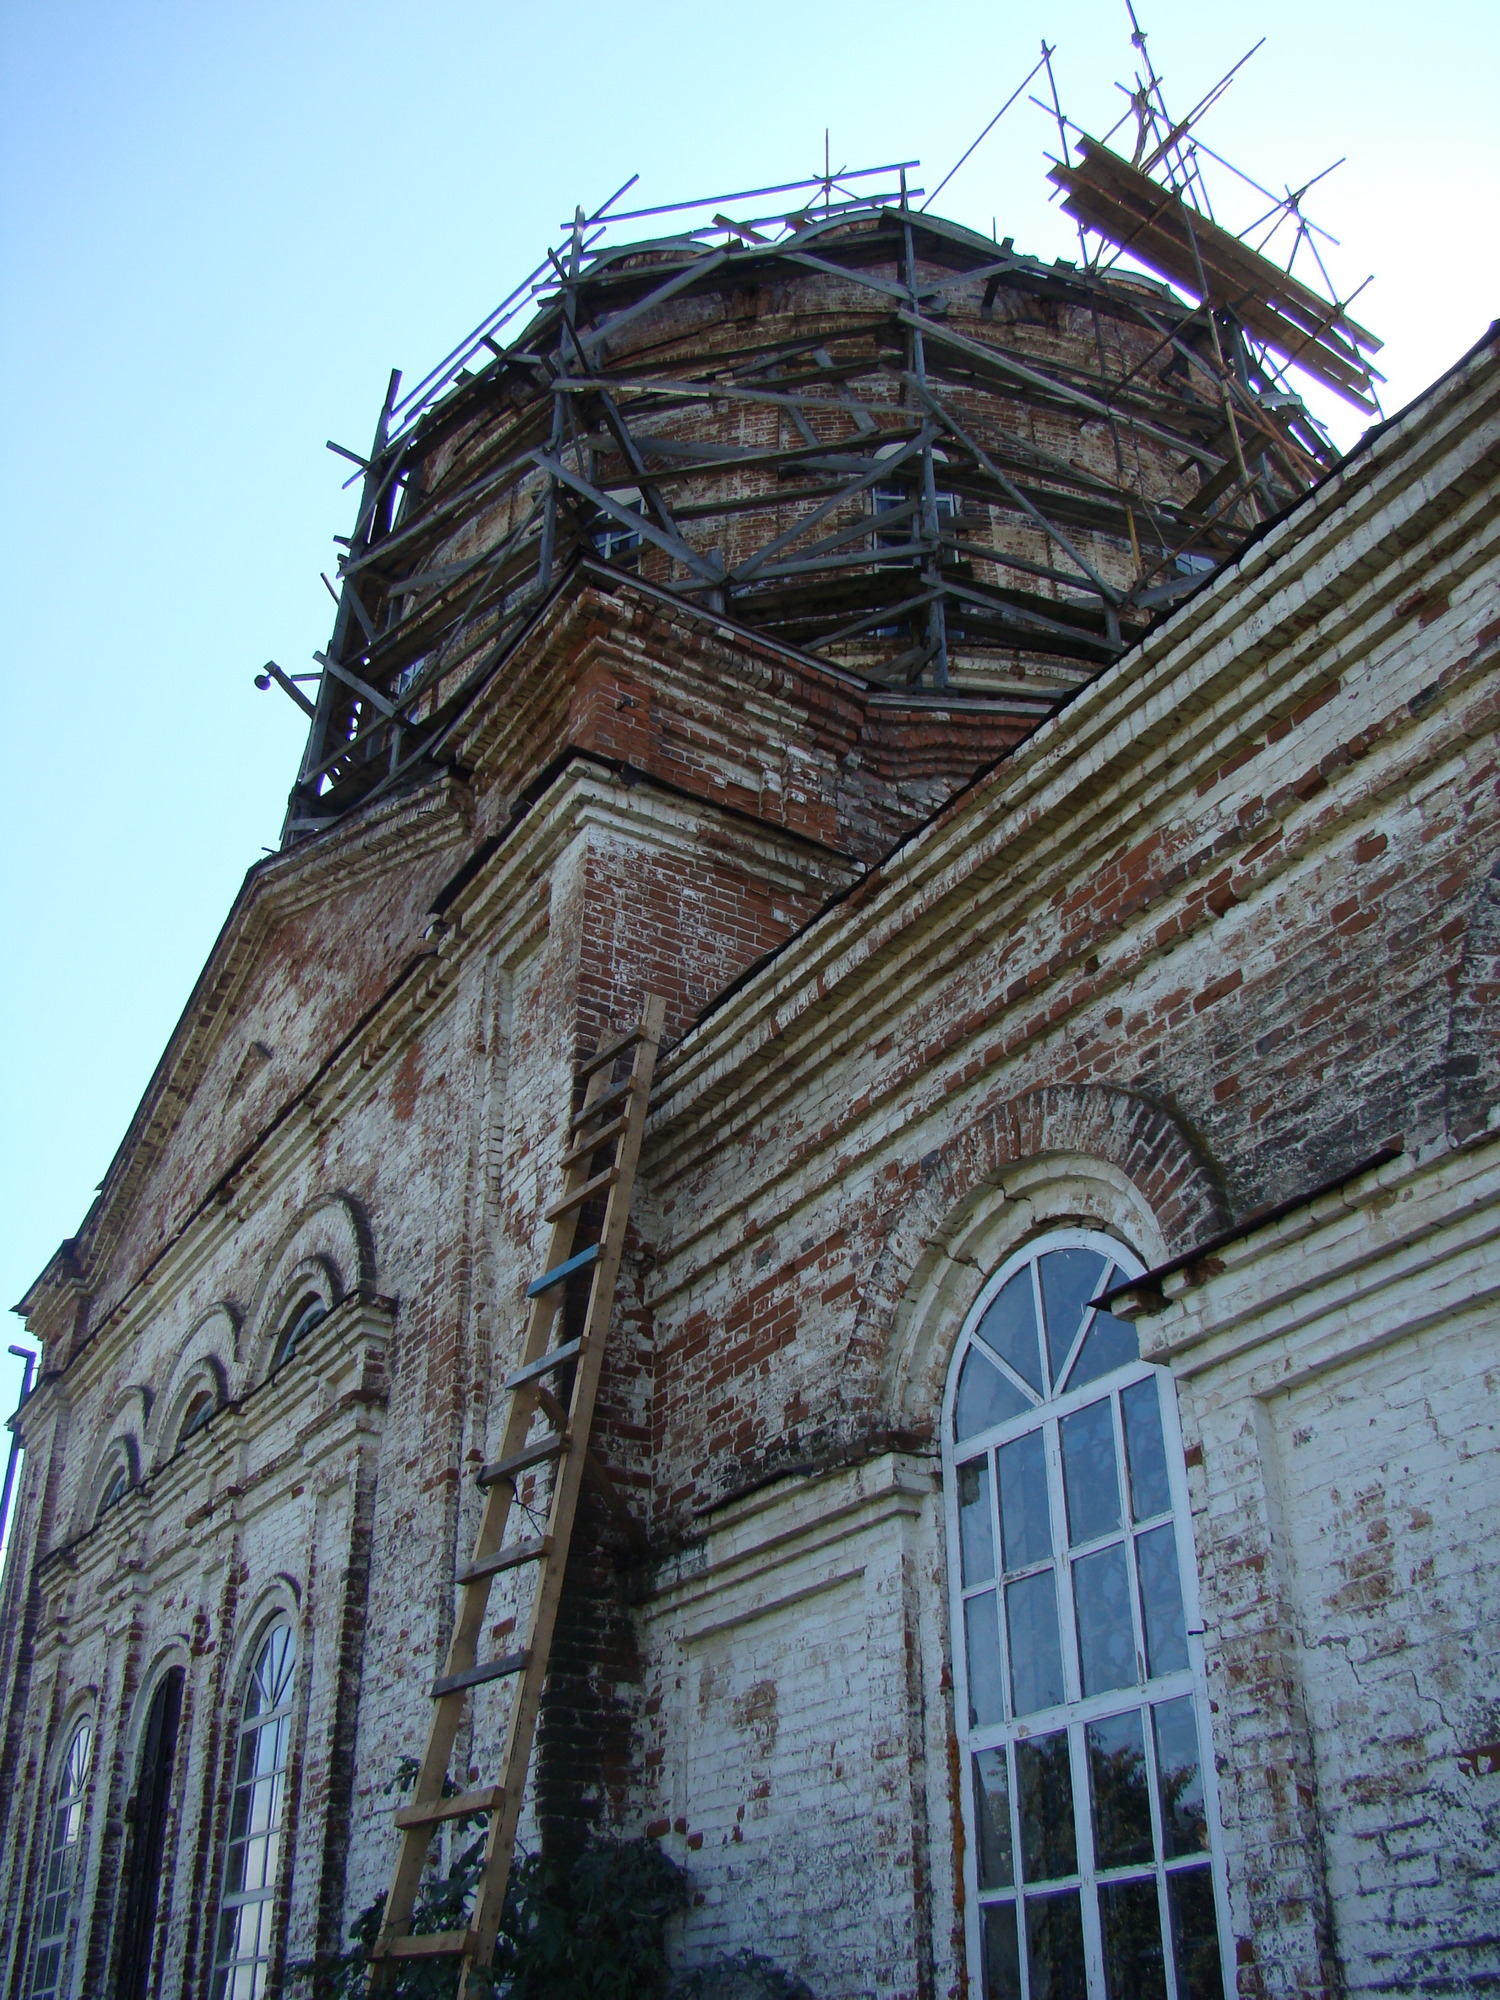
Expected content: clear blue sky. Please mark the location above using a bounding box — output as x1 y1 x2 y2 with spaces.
1 0 1494 1423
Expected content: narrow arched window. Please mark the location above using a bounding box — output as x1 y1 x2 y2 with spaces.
271 1295 327 1371
176 1390 215 1448
943 1230 1229 2000
115 1669 184 2000
212 1622 296 2000
95 1459 130 1522
29 1720 93 2000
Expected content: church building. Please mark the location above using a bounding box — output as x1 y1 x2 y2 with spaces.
2 165 1497 2000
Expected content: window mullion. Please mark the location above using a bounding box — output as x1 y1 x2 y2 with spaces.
1115 1399 1152 1689
1070 1720 1108 2000
946 1445 984 1939
1043 1417 1081 1708
1154 1725 1186 2000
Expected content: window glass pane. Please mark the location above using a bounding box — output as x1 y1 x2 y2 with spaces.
1006 1572 1065 1717
1167 1867 1225 2000
1038 1249 1107 1387
997 1431 1051 1572
1153 1699 1209 1857
1016 1732 1077 1882
1122 1377 1172 1521
1073 1543 1136 1696
1137 1526 1189 1676
965 1592 1006 1727
1065 1302 1140 1391
1025 1888 1087 2000
179 1392 214 1443
976 1270 1044 1394
956 1347 1032 1440
973 1749 1014 1889
1060 1400 1121 1545
959 1459 995 1586
1100 1877 1167 2000
981 1903 1023 2000
1086 1711 1154 1868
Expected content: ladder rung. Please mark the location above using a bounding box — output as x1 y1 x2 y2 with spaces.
571 1075 633 1130
432 1649 529 1699
527 1242 599 1297
393 1784 506 1830
575 1024 649 1082
477 1434 565 1487
457 1534 551 1585
559 1113 628 1169
544 1165 619 1222
503 1340 581 1392
376 1929 480 1960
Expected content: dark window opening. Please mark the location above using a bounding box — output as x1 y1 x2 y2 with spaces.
96 1462 130 1521
114 1668 184 2000
177 1390 215 1448
272 1295 328 1370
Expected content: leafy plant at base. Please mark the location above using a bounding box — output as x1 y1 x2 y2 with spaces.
292 1828 686 2000
667 1950 815 1999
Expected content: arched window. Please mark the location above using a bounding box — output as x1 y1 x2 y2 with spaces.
29 1719 93 2000
212 1622 296 2000
176 1389 216 1448
943 1230 1229 2000
115 1669 185 2000
95 1457 131 1522
270 1295 327 1371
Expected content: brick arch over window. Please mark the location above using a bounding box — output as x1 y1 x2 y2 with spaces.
151 1305 238 1467
241 1192 375 1374
72 1383 151 1537
847 1084 1231 1444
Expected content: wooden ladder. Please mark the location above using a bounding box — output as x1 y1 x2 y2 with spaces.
368 996 665 1993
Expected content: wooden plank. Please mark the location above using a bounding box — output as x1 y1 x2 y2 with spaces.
378 1930 479 1960
544 1166 619 1222
455 1535 551 1585
526 1243 599 1298
559 1113 629 1168
1047 143 1381 409
574 1023 648 1080
393 1785 506 1830
431 1650 529 1700
502 1341 582 1392
570 1076 633 1130
476 1435 565 1487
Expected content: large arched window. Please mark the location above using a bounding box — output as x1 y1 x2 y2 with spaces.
943 1229 1229 2000
115 1669 185 2000
212 1621 296 2000
29 1719 93 2000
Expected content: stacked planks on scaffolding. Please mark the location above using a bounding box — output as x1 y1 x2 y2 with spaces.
1049 140 1382 410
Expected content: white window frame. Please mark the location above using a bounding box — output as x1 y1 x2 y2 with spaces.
28 1717 93 2000
211 1620 297 2000
941 1227 1232 2000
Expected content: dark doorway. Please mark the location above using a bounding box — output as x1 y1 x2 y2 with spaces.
114 1666 184 2000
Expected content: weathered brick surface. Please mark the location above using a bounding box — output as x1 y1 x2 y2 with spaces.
0 326 1495 2000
